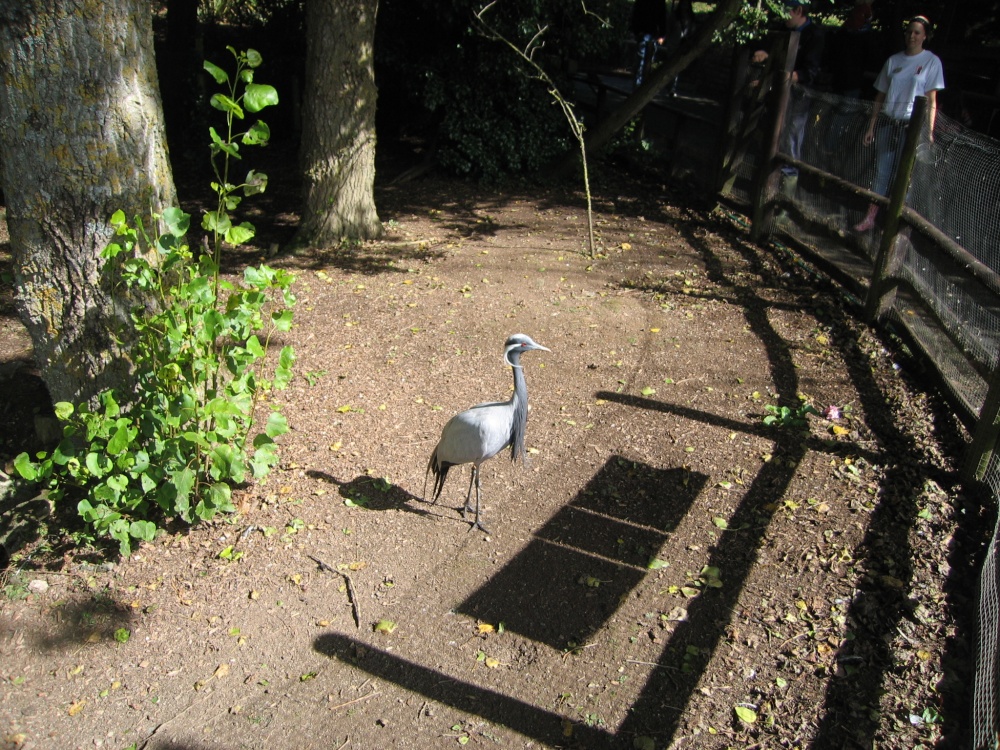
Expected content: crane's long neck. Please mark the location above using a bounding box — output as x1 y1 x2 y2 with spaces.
508 354 529 462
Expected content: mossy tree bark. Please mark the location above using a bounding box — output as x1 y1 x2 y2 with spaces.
0 0 177 407
296 0 382 245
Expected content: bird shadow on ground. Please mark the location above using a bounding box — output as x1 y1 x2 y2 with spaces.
305 470 433 517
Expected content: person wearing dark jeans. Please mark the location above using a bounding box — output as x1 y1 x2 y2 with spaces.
782 1 825 176
631 0 667 87
854 15 944 232
753 1 825 177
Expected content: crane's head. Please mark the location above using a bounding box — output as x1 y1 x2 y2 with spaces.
503 334 550 367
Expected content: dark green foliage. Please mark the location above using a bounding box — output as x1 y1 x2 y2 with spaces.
376 0 630 181
13 49 294 556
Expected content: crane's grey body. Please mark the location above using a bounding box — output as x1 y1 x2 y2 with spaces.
426 333 549 532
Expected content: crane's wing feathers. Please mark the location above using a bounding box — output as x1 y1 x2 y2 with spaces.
437 402 514 466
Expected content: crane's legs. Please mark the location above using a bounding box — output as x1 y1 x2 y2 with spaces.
462 466 489 533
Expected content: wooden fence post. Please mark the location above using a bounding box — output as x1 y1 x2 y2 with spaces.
750 31 796 244
965 357 1000 482
715 44 751 194
863 96 928 323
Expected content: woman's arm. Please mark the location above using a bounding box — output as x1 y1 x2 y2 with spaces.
863 91 886 146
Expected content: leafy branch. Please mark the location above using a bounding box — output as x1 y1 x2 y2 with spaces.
473 1 597 258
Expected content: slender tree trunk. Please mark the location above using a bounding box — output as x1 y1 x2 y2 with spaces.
296 0 382 245
550 0 744 177
0 0 176 406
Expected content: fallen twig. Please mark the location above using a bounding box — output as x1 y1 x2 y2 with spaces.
309 554 361 629
329 690 380 712
308 553 337 574
627 659 681 671
341 572 361 629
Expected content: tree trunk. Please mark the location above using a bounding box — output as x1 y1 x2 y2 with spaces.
296 0 382 245
0 0 176 407
550 0 745 177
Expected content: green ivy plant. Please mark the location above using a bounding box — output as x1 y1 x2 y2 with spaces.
14 48 295 556
762 401 819 430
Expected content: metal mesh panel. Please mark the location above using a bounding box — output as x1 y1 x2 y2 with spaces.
909 120 1000 269
897 229 1000 374
768 86 1000 417
884 288 990 417
975 452 1000 749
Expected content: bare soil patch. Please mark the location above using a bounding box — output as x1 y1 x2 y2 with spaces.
0 172 983 749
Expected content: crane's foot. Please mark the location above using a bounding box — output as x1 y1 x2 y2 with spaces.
462 504 490 534
467 518 491 534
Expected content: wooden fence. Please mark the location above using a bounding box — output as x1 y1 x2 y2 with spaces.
717 30 1000 484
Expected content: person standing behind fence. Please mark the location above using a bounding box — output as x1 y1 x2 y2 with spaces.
631 0 668 88
785 1 825 177
853 15 944 232
844 0 873 33
752 1 826 176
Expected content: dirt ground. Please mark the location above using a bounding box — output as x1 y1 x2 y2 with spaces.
0 168 987 750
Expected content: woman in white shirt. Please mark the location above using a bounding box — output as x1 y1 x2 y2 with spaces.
854 15 945 232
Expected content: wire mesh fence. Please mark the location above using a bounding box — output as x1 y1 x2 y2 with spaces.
723 79 1000 422
716 56 1000 747
975 448 1000 749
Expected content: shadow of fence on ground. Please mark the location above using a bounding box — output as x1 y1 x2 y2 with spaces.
310 203 973 746
670 213 969 746
457 459 704 650
315 631 614 747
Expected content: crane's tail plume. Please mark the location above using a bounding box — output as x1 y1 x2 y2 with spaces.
425 448 450 504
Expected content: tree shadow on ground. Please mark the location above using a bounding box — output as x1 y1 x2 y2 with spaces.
274 237 447 276
28 590 137 653
650 205 973 748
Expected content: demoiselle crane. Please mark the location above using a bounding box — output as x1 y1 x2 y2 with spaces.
425 333 550 532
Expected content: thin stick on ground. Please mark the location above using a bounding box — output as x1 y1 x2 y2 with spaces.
329 690 380 712
309 553 361 629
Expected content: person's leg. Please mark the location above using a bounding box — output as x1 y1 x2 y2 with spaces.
872 121 902 197
855 121 901 232
635 34 654 87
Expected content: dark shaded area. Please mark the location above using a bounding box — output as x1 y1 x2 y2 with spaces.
315 631 614 747
29 590 137 653
458 459 706 650
305 470 432 518
630 204 977 747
